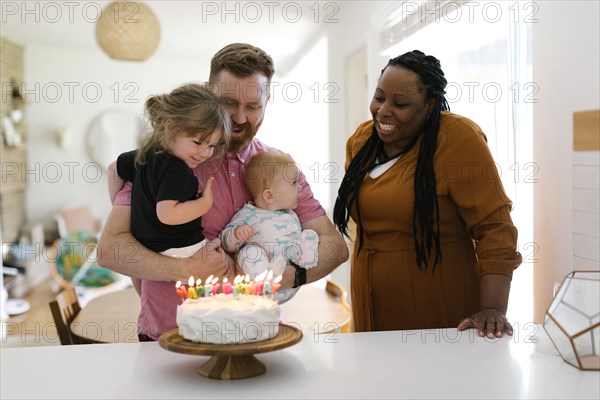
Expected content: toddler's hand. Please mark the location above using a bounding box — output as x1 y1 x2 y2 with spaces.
234 224 256 242
200 177 215 204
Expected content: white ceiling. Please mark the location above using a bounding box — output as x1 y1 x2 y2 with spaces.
1 0 340 74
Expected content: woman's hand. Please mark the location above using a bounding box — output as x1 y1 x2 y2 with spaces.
457 308 513 339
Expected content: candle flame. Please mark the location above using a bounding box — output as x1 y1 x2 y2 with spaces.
244 274 250 283
211 276 219 284
273 275 282 283
188 276 194 286
256 270 267 282
266 270 273 281
233 275 242 285
175 281 182 288
206 274 214 283
196 278 202 286
223 277 228 284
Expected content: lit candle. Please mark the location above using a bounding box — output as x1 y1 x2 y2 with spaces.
195 278 204 298
263 270 274 295
243 274 251 295
263 280 272 295
211 276 220 295
271 275 283 298
187 276 198 299
204 274 213 297
233 275 243 297
175 281 187 302
254 270 267 295
222 277 233 295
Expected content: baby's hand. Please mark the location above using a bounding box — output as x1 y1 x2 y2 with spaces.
234 224 256 242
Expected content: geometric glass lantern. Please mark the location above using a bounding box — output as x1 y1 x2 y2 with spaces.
95 1 161 61
543 270 600 370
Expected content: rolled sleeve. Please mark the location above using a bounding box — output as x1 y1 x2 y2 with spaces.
294 169 326 225
113 181 132 206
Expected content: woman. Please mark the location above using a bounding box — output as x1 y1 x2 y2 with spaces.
333 50 522 338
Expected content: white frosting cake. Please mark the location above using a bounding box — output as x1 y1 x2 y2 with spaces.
176 294 280 344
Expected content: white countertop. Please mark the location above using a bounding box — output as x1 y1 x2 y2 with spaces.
2 326 599 399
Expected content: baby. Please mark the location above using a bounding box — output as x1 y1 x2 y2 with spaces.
220 152 319 303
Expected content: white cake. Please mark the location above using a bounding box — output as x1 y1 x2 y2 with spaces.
176 294 280 344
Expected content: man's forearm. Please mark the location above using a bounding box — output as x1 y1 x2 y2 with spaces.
280 215 349 289
97 205 189 282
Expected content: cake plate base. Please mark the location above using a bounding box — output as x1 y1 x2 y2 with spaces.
158 323 303 380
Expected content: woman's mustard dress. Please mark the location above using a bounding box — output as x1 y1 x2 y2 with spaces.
346 112 522 331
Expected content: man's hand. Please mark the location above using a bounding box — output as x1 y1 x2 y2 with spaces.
188 238 236 282
234 224 256 242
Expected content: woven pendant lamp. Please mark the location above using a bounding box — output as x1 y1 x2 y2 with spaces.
95 1 161 61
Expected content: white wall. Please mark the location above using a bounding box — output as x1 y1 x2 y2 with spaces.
532 1 600 322
23 44 209 231
324 1 392 295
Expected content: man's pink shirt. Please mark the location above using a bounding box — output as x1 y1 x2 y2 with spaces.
113 138 325 339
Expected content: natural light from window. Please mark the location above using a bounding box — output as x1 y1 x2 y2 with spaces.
382 2 534 326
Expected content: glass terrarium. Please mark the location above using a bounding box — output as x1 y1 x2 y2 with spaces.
543 270 600 370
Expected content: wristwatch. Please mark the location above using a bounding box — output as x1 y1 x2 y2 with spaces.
292 262 307 288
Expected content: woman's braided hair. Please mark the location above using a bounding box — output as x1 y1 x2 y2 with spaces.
333 50 450 271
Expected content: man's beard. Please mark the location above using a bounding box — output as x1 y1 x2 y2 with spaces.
227 121 259 153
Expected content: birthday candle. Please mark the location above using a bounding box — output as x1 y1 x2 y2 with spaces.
187 276 198 299
271 275 283 298
233 275 244 297
263 270 274 295
204 275 213 297
195 278 205 297
211 276 220 295
255 270 268 295
175 281 187 302
243 274 251 295
263 281 272 295
222 277 233 295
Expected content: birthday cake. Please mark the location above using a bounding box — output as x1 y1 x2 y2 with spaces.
176 294 280 344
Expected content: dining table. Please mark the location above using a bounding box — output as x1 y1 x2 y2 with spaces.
2 325 598 399
70 283 352 343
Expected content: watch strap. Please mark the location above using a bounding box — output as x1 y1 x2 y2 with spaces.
292 262 307 288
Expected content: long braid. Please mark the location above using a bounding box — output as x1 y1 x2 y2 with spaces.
334 50 449 271
333 130 379 251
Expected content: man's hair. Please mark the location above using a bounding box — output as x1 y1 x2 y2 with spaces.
244 152 296 199
209 43 275 84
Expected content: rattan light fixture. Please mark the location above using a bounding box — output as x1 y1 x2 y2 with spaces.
95 1 161 61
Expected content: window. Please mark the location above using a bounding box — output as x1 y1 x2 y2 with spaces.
381 0 534 324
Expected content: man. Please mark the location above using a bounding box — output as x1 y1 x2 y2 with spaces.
97 43 349 341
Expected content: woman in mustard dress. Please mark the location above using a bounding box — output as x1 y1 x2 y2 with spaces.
334 50 522 338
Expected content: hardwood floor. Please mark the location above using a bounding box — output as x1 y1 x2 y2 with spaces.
2 279 60 347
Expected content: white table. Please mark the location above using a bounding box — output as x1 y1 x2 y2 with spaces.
2 326 598 399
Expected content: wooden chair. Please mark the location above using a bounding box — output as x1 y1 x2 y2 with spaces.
325 280 352 333
48 288 94 345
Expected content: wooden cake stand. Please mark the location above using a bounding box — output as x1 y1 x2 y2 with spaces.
158 323 303 380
